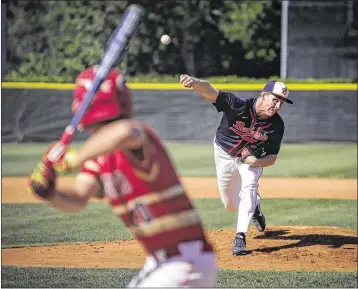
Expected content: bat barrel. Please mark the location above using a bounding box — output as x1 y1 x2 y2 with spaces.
96 4 144 79
61 4 144 144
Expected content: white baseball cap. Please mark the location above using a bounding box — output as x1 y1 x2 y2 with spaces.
262 80 292 104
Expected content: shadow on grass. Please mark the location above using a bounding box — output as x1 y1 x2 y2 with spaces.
253 229 358 253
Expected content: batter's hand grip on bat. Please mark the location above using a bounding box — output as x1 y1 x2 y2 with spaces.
44 141 68 166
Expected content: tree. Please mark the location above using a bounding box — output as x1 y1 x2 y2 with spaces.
5 0 282 79
6 0 48 73
218 0 281 62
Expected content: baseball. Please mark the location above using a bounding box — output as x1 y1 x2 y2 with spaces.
160 34 171 45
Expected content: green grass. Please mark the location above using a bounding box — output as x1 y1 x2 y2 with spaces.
2 266 357 288
2 143 357 288
2 143 357 178
2 199 356 248
1 266 136 288
166 143 357 178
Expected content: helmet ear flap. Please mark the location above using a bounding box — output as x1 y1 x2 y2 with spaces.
71 98 80 115
118 86 133 118
115 70 132 118
115 69 127 91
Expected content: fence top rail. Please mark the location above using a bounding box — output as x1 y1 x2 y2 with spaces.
1 82 357 91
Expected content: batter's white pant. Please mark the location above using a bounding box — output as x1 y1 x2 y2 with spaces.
127 241 217 287
214 140 263 234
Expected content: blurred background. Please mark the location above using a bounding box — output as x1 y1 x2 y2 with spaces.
1 0 357 177
2 0 358 79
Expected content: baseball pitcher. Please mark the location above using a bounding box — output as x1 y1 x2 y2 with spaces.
27 67 217 287
180 75 292 255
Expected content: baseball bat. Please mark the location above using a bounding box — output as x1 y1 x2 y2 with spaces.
47 4 144 163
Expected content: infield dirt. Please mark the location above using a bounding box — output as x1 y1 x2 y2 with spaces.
2 176 357 203
2 177 357 272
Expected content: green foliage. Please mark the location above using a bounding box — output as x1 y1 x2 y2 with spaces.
204 76 355 84
218 1 281 61
5 1 356 79
5 0 280 79
4 71 74 83
3 72 355 83
2 266 357 288
6 1 129 80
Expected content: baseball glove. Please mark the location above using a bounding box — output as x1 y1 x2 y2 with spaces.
241 142 267 160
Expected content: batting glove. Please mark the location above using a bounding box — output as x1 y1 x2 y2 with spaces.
45 142 78 173
27 160 56 200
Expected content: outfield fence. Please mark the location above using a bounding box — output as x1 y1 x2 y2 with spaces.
1 85 357 143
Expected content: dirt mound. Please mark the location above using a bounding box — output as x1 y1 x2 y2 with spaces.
3 226 357 272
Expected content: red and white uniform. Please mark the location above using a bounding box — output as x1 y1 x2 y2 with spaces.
82 125 217 287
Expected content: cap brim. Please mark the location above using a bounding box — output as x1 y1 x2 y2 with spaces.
273 93 293 104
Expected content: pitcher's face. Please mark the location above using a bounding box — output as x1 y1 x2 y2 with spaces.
262 93 285 117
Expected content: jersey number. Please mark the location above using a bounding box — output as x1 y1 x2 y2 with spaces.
130 202 152 225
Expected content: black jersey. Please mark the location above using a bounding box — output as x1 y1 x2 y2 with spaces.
213 91 285 158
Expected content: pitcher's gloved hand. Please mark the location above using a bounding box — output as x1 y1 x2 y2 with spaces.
241 142 266 160
27 160 56 200
241 147 253 160
45 142 78 173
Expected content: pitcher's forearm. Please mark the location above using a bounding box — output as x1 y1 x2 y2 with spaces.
191 79 220 102
243 155 277 167
180 74 219 102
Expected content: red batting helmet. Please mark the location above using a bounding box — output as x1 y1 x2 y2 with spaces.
72 66 133 129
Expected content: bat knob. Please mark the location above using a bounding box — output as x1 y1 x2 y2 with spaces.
128 4 145 17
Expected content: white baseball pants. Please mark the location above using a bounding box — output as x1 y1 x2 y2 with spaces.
127 241 217 287
213 140 263 234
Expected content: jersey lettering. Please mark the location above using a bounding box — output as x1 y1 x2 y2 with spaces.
214 91 284 157
98 124 210 255
130 202 153 225
113 170 133 195
101 170 133 199
230 121 268 141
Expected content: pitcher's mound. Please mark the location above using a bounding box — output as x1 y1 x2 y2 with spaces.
2 226 357 272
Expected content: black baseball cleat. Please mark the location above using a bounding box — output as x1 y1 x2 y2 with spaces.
252 203 266 232
232 232 247 255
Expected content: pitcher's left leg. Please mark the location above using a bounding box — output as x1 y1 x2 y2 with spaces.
252 192 266 232
232 162 263 255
